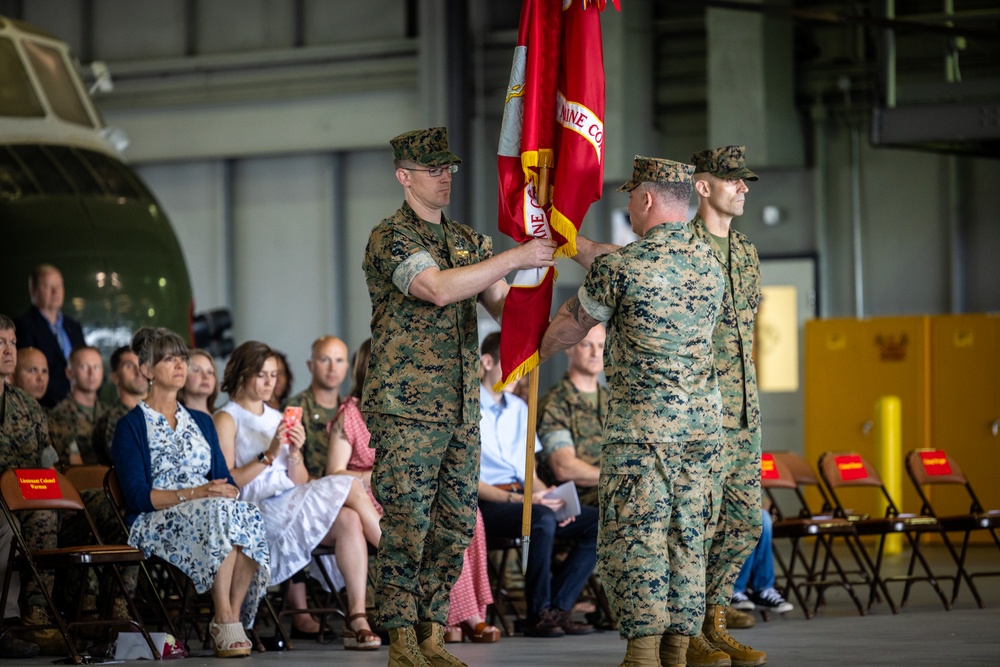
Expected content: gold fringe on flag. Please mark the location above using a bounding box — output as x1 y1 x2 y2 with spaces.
494 350 540 392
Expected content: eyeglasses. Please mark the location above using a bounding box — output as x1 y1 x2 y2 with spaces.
402 164 459 177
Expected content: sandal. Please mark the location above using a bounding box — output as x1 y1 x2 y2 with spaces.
443 625 464 643
343 613 381 651
460 620 501 643
209 619 252 658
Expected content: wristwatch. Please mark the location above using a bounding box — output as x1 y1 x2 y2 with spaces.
258 451 273 466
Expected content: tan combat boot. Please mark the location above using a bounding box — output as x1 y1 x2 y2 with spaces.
387 626 432 667
618 635 661 667
415 621 468 667
726 606 755 629
660 633 693 667
18 606 67 656
702 604 767 667
686 633 732 667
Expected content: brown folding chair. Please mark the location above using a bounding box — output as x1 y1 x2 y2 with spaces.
818 451 955 613
761 452 866 618
906 448 1000 607
275 544 348 647
485 536 522 636
0 468 161 664
103 468 287 653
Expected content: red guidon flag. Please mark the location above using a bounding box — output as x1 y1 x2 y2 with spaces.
496 0 616 388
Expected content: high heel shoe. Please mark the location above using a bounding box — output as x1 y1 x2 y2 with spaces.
443 625 463 643
343 613 381 651
289 625 320 640
460 620 501 643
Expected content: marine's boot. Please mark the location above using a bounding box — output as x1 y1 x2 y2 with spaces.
387 626 432 667
702 604 767 667
17 606 67 655
415 621 468 667
659 633 692 667
725 606 755 629
618 635 661 667
685 633 731 667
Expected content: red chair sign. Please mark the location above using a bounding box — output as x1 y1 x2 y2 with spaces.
834 455 868 481
761 453 780 480
919 450 952 476
14 469 63 500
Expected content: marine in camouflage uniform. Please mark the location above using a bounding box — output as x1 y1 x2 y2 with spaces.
0 380 61 618
541 156 724 666
362 127 556 664
687 145 766 667
47 393 107 464
537 373 609 507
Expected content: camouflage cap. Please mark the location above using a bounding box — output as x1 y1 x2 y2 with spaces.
691 145 758 181
617 155 694 192
390 127 462 167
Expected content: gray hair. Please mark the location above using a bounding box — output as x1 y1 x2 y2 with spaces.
130 326 189 370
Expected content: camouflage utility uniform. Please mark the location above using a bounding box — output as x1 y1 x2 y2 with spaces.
284 388 340 478
47 396 106 464
537 375 609 507
362 200 489 627
579 221 724 639
91 401 129 466
0 385 60 609
691 216 763 605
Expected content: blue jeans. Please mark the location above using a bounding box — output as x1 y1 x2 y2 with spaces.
479 500 599 617
733 509 772 595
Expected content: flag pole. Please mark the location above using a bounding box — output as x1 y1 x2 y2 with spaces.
521 155 553 572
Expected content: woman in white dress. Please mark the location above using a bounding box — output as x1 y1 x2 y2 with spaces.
213 341 382 650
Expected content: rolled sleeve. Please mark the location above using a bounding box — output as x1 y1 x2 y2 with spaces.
539 428 575 460
578 284 612 323
393 251 438 296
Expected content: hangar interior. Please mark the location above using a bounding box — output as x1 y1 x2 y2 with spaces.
3 0 999 457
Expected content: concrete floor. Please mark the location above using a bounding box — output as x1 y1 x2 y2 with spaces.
5 544 1000 666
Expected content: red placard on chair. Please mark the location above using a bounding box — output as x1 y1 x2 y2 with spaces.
761 453 780 480
919 450 953 476
15 469 62 500
834 455 868 481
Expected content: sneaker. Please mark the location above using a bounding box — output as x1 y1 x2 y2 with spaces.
730 591 755 611
752 587 793 614
523 609 566 638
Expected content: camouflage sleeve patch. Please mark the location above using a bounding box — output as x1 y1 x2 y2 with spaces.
578 284 612 323
393 250 439 296
539 428 574 459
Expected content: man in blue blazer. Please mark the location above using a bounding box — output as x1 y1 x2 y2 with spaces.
14 265 85 408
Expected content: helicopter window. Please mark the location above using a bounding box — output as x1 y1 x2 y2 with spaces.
0 38 45 118
21 39 93 128
44 145 104 195
0 147 40 200
79 150 143 200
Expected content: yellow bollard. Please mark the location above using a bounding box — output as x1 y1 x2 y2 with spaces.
876 396 903 556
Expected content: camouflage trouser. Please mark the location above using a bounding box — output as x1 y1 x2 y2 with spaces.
20 509 59 609
59 488 138 606
704 425 763 605
599 441 718 638
368 414 479 628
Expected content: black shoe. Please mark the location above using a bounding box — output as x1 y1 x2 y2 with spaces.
522 609 566 638
289 625 320 640
552 609 594 635
0 633 41 659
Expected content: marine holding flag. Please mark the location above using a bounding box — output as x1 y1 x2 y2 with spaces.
539 157 725 667
362 127 555 667
496 0 612 388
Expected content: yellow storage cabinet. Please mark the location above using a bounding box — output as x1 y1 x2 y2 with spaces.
804 316 931 516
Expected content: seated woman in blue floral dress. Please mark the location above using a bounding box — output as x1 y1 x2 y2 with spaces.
214 341 382 650
112 327 270 658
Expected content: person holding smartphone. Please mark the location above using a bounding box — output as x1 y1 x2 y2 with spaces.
213 341 383 650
